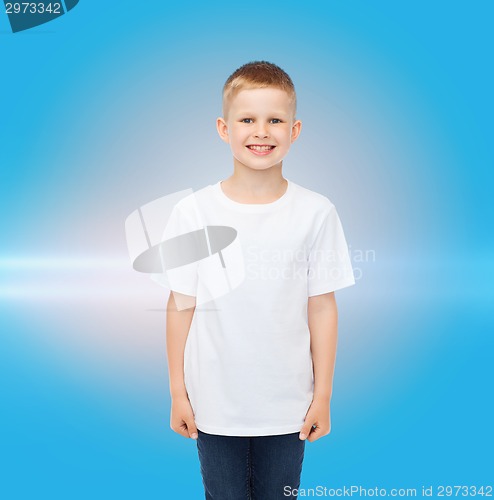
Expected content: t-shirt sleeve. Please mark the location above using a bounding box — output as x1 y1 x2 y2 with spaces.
150 202 199 297
307 204 355 297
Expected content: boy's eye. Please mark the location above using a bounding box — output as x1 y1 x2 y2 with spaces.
240 118 282 124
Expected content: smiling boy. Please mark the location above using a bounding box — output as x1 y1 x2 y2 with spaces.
165 61 355 499
217 85 299 202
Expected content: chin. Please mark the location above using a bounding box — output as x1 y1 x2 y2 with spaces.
241 161 279 170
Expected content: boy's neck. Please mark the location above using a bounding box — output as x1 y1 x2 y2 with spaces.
221 164 288 204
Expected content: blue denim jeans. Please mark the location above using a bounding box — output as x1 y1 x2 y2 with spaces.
196 429 306 499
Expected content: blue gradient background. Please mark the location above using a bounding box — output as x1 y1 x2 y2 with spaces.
1 1 493 498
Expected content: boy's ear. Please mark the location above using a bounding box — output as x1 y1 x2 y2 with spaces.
216 117 230 144
291 119 302 143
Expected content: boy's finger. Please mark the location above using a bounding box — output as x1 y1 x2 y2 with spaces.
307 426 322 442
171 422 191 439
299 421 314 440
186 419 199 439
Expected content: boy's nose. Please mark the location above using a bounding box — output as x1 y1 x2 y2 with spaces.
254 126 269 138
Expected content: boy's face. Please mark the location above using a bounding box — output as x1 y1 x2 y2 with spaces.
217 87 302 173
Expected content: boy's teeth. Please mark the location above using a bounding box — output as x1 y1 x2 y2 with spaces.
248 145 274 151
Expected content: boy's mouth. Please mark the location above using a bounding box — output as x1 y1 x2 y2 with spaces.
246 145 276 152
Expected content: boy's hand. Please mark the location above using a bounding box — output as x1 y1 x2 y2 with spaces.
299 398 331 442
170 395 199 440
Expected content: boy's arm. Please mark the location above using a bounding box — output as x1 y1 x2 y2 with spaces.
308 291 338 402
166 291 196 399
166 291 199 440
300 291 338 442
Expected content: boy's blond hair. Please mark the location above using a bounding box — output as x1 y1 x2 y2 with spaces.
222 61 297 121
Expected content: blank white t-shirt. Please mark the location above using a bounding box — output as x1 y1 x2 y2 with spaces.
160 178 355 436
